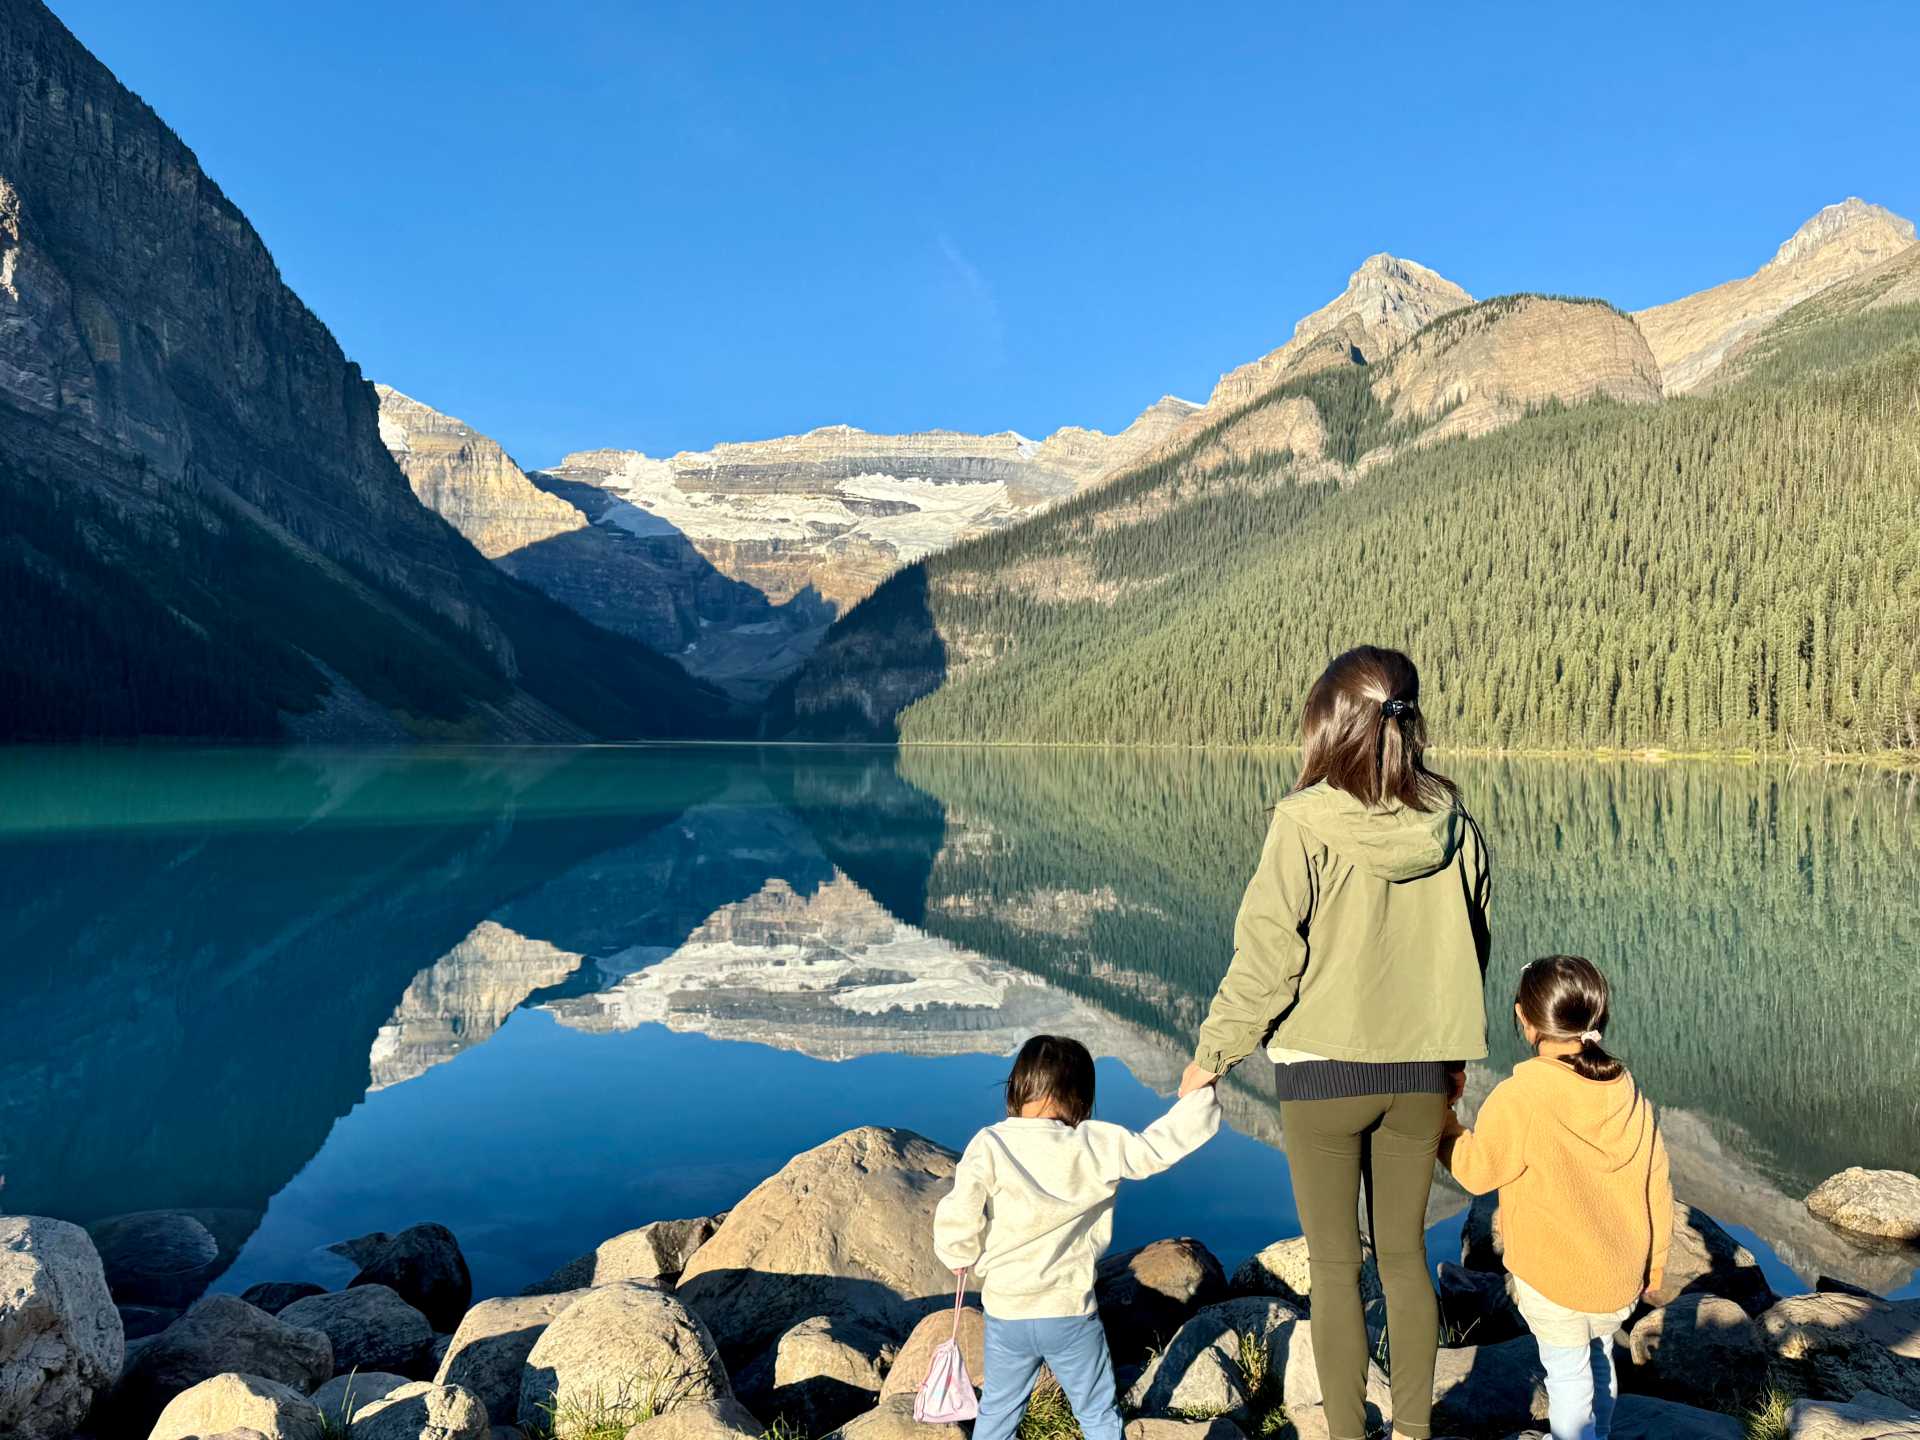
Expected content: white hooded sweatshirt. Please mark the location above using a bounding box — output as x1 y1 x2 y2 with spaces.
931 1089 1221 1319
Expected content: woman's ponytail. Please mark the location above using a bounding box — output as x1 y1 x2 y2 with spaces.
1516 955 1626 1082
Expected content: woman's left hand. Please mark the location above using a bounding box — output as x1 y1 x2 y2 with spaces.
1178 1062 1219 1096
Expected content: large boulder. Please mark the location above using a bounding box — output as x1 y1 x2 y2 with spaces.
1432 1336 1549 1436
1125 1422 1246 1440
349 1226 473 1334
1762 1295 1920 1409
436 1292 584 1426
1787 1391 1920 1439
241 1284 328 1317
878 1304 984 1401
1231 1234 1384 1317
524 1218 722 1297
1096 1239 1226 1362
1808 1171 1920 1245
821 1394 968 1440
1126 1297 1347 1419
624 1397 766 1440
1609 1393 1746 1439
735 1314 893 1435
676 1128 959 1363
147 1372 326 1440
1437 1262 1526 1346
347 1380 489 1440
279 1286 434 1378
1626 1294 1768 1405
312 1371 412 1427
0 1216 124 1440
115 1295 331 1434
87 1211 223 1310
517 1282 729 1436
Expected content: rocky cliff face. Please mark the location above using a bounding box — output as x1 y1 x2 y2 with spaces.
1374 295 1664 444
0 0 726 740
376 385 584 559
1634 197 1917 392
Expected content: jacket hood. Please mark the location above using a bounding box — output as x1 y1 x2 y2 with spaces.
1516 1057 1655 1173
1280 781 1464 880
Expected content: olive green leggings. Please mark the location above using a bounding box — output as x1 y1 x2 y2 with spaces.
1280 1092 1447 1440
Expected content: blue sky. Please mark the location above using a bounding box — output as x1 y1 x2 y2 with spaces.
49 0 1920 466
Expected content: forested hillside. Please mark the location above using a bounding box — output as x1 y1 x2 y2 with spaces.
775 293 1920 754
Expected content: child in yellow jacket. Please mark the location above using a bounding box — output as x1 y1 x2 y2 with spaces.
1440 955 1672 1440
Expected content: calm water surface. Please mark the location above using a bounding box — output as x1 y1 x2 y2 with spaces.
2 746 1914 1304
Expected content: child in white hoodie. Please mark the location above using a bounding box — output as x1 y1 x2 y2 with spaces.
933 1035 1222 1440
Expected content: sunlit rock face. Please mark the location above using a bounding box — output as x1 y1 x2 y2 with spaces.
1634 197 1917 392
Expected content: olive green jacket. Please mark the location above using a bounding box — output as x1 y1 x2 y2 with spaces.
1193 781 1492 1073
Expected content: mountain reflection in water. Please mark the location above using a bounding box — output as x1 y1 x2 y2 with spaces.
1 745 1913 1302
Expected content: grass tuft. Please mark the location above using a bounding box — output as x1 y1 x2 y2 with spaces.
1744 1385 1797 1440
1018 1376 1085 1440
525 1367 714 1440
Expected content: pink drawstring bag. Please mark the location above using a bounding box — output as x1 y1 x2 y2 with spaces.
915 1270 980 1423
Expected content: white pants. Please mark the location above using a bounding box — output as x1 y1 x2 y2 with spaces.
1511 1274 1634 1440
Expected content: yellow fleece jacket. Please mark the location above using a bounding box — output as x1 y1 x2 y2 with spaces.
932 1089 1221 1319
1441 1056 1673 1314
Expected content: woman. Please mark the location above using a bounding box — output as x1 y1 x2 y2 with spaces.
1180 646 1491 1440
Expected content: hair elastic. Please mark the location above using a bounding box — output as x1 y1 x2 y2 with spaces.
1381 698 1412 718
1578 1029 1603 1045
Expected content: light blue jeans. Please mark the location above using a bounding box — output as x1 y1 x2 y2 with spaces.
1537 1336 1618 1440
975 1311 1123 1440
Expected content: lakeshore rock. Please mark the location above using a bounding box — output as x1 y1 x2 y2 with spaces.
822 1394 968 1440
116 1295 330 1433
0 1216 124 1440
1228 1234 1387 1319
1096 1239 1226 1362
1807 1171 1920 1244
1127 1297 1337 1418
313 1371 412 1426
435 1292 584 1425
1432 1336 1550 1435
878 1304 984 1401
1822 1278 1888 1301
1437 1261 1526 1346
1125 1421 1247 1440
1786 1390 1920 1438
735 1314 892 1434
676 1128 959 1362
347 1380 489 1440
87 1210 222 1309
241 1284 328 1317
349 1225 473 1334
1761 1294 1920 1408
147 1373 326 1440
1626 1294 1768 1403
1609 1393 1747 1439
280 1286 433 1377
523 1217 720 1296
625 1397 767 1440
517 1282 729 1434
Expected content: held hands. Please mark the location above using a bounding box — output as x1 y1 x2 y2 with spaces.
1178 1062 1220 1097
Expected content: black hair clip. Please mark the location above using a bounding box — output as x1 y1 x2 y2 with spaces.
1381 698 1413 718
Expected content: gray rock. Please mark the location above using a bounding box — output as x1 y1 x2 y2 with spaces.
1127 1297 1353 1419
1762 1295 1920 1409
1125 1421 1247 1440
735 1314 893 1435
623 1396 767 1440
350 1225 473 1334
1432 1336 1550 1436
201 1429 275 1440
1437 1262 1526 1346
1626 1294 1768 1404
1230 1234 1385 1318
241 1284 329 1317
147 1372 326 1440
1821 1278 1888 1301
0 1216 125 1440
676 1128 960 1363
1096 1239 1226 1362
517 1282 730 1434
1808 1171 1920 1245
877 1303 984 1401
1610 1393 1746 1439
280 1286 433 1378
115 1295 331 1434
348 1380 490 1439
434 1292 584 1426
822 1394 968 1440
312 1371 412 1427
1787 1390 1920 1438
523 1218 722 1297
86 1210 221 1309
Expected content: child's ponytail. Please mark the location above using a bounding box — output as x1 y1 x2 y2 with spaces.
1516 955 1626 1082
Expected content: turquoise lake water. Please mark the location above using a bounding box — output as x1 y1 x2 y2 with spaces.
1 745 1914 1303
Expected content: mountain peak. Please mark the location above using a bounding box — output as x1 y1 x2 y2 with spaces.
1767 197 1915 271
1290 253 1472 348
